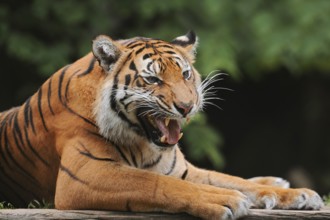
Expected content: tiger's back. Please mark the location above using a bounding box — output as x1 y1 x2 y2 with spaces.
0 53 104 206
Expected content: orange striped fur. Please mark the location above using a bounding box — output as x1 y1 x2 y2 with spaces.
0 32 323 219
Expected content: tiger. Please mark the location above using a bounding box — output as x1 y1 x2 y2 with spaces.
0 31 324 219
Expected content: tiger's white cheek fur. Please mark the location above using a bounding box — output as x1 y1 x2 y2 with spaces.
93 79 144 147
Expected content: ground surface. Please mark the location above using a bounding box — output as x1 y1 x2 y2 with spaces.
0 207 329 219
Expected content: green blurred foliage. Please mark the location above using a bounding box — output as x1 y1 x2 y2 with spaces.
2 0 330 78
27 199 54 209
0 199 54 209
324 193 330 205
0 201 14 209
1 0 330 170
183 113 225 169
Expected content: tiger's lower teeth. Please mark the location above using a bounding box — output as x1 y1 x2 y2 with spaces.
179 132 183 140
160 135 166 143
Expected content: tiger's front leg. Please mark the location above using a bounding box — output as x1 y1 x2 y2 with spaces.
54 139 251 220
184 162 324 210
248 176 290 188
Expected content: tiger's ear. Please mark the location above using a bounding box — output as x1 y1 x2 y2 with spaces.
171 31 198 60
92 35 122 72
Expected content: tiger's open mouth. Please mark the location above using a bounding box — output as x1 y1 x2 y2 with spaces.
137 108 184 147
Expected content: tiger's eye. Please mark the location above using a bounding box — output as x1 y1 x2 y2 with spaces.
183 70 191 80
144 76 161 84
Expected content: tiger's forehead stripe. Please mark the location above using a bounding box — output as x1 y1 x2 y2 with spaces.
124 38 174 51
124 41 183 69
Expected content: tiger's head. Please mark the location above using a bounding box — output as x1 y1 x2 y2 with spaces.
93 32 206 148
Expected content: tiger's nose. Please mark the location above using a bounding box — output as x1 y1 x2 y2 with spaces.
174 102 193 117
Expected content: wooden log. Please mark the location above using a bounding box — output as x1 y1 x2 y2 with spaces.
241 206 330 220
0 207 329 219
0 209 197 220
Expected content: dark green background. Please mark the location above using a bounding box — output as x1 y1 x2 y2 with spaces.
1 0 329 195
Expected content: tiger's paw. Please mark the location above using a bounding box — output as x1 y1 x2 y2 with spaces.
190 187 251 219
248 176 290 188
251 187 324 210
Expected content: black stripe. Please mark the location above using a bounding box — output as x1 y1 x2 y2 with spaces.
128 147 138 167
0 123 10 166
123 100 133 111
165 149 177 175
142 155 162 169
23 126 50 167
181 169 188 180
125 41 138 47
143 53 154 60
58 66 97 127
0 112 9 128
124 74 131 90
156 100 172 115
136 79 144 88
127 42 144 49
77 58 96 78
146 61 154 72
12 123 35 166
159 58 167 73
84 129 105 140
154 44 174 49
110 72 119 111
129 61 137 71
157 95 171 109
123 101 132 111
59 164 87 185
23 97 32 127
37 88 48 132
28 100 36 135
107 56 144 134
65 106 96 127
47 78 55 115
113 143 131 165
78 149 115 162
157 94 165 99
12 111 35 166
77 141 115 162
119 93 133 106
65 69 80 101
58 65 70 104
12 111 24 146
3 128 40 185
85 129 138 165
110 72 140 130
134 47 145 55
170 58 181 69
118 112 142 133
118 97 143 123
133 71 139 82
163 50 177 55
7 109 16 125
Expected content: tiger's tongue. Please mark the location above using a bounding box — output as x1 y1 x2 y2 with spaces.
155 119 181 145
